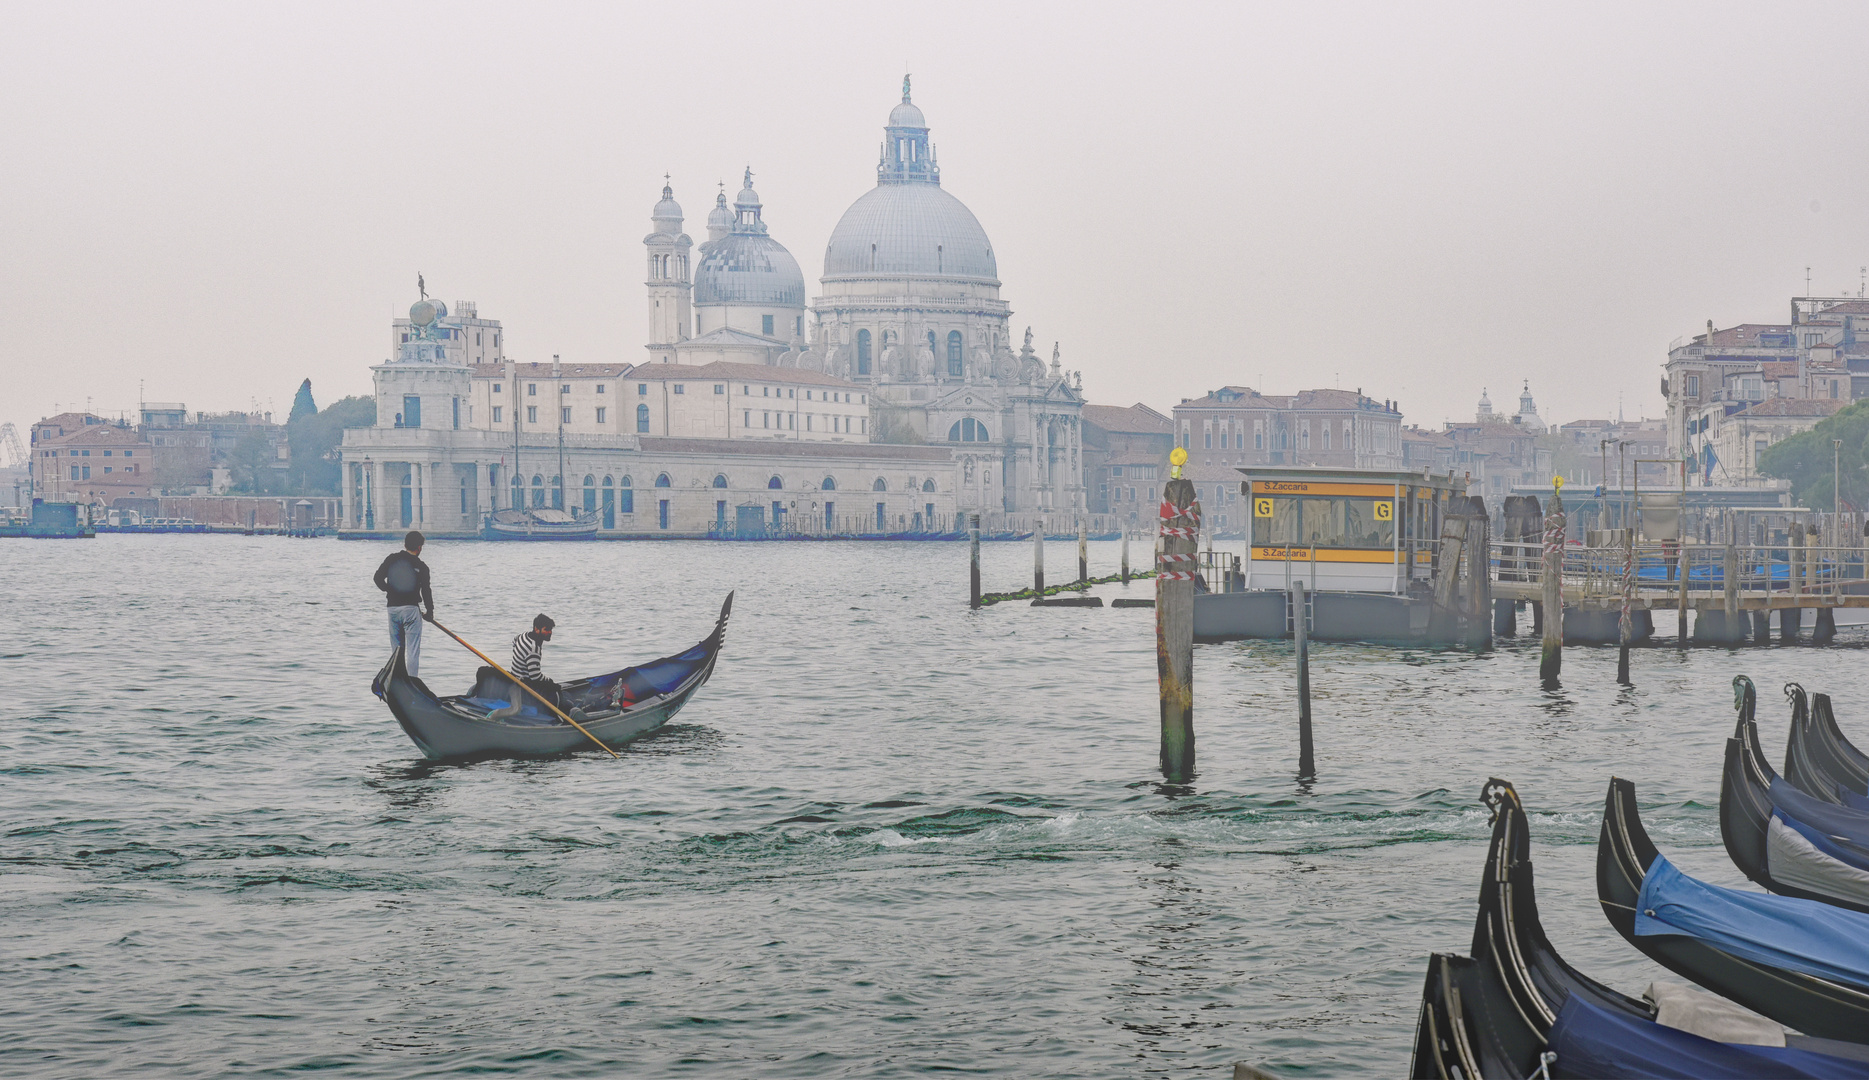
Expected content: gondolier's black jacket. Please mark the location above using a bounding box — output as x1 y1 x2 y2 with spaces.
375 550 433 613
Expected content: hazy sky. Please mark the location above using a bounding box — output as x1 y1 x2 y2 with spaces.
6 1 1869 442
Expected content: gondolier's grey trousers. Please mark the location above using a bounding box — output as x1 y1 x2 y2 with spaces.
388 605 423 676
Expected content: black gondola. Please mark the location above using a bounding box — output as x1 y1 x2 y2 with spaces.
1723 677 1869 913
1599 775 1869 1042
1785 685 1869 805
1413 779 1869 1078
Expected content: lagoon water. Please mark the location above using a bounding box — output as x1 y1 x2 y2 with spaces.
2 535 1860 1077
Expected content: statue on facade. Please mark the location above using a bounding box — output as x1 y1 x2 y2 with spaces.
1023 326 1033 354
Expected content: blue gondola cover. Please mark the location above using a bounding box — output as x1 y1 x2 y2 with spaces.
1634 854 1869 988
1547 997 1869 1079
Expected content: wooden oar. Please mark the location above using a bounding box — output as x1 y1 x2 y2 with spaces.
426 617 620 759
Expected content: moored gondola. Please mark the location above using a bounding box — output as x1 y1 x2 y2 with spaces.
373 594 731 760
1599 775 1869 1042
1786 685 1869 805
1722 677 1869 913
1413 779 1869 1079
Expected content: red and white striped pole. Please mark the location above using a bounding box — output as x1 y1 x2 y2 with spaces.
1157 447 1199 782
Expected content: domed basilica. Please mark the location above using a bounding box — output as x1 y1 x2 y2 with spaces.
643 78 1087 517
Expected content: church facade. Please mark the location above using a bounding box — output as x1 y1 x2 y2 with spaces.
338 81 1088 537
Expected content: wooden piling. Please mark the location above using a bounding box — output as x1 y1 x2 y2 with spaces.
1429 516 1468 645
1790 525 1805 602
1677 541 1690 648
1078 520 1088 582
1157 477 1198 783
1617 524 1633 685
1465 507 1492 651
1295 579 1314 778
1034 525 1045 593
1494 599 1516 637
1723 541 1740 644
969 513 981 609
1816 605 1837 644
1539 486 1565 682
1121 530 1130 584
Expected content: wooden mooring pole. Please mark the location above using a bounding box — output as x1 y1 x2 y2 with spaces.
1121 530 1131 584
1158 453 1198 783
1464 505 1492 651
969 513 981 609
1034 524 1045 593
1723 541 1740 644
1295 579 1314 778
1677 541 1690 648
1078 520 1088 582
1540 483 1565 683
1617 523 1633 685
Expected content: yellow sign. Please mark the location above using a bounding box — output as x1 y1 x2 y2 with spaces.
1254 497 1274 518
1253 547 1399 564
1251 480 1396 497
1373 501 1393 521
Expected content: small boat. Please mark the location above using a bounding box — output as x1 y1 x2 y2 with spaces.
1785 685 1869 806
1412 779 1869 1079
373 594 731 759
1722 677 1869 913
1598 775 1869 1042
481 507 600 540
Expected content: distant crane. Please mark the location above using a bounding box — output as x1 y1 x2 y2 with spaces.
0 423 25 468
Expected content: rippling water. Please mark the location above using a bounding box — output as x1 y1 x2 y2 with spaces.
3 536 1863 1077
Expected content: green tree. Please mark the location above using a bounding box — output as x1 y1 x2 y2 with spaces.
288 379 317 425
1757 400 1869 510
285 395 375 494
227 427 276 494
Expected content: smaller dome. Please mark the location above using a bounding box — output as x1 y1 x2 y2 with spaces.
889 100 925 128
652 183 682 221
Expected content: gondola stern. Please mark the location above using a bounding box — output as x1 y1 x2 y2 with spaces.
1732 674 1756 739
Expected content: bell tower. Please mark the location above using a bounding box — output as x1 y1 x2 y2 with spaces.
645 178 692 363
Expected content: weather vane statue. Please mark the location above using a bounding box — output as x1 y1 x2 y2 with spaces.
417 272 426 300
902 73 911 101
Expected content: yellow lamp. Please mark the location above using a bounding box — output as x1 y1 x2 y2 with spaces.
1553 476 1565 490
1170 446 1188 479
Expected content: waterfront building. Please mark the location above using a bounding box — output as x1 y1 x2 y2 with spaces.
1170 387 1405 471
1663 299 1858 458
1694 396 1846 485
32 420 153 504
1083 403 1174 525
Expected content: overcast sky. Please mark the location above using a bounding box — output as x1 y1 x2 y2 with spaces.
5 1 1869 442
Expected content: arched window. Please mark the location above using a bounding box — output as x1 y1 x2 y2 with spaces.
619 475 632 488
510 474 523 506
654 473 671 488
551 475 564 510
767 476 783 490
617 475 633 514
531 474 545 508
922 478 936 492
947 331 963 377
584 475 595 486
872 477 887 492
821 476 836 491
712 474 728 488
636 403 650 432
602 476 613 487
583 475 596 513
856 329 872 375
946 417 988 443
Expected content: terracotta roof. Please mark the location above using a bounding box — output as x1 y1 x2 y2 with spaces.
1812 300 1869 314
1702 323 1793 347
1733 397 1849 418
1082 402 1173 433
472 362 632 378
636 436 951 461
631 361 862 389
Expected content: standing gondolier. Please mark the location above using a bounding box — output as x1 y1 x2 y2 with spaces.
374 530 434 675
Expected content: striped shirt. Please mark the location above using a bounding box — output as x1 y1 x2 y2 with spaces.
510 632 546 681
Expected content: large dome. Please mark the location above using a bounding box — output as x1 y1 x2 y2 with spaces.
822 183 998 283
694 233 805 306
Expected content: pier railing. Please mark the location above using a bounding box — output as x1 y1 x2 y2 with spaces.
1489 538 1869 606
